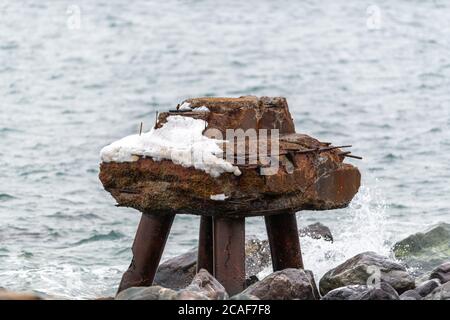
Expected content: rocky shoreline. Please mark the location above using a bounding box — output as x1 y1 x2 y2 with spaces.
1 222 449 300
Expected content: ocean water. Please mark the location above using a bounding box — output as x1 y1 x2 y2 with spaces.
0 0 449 299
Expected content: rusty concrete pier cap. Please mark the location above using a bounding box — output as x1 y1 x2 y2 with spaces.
100 96 361 217
99 96 361 295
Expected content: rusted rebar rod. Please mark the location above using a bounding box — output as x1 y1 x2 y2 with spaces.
343 154 363 160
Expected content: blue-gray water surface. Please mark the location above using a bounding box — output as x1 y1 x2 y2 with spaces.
0 0 449 298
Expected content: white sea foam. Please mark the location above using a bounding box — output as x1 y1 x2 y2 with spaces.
257 185 392 283
100 115 241 178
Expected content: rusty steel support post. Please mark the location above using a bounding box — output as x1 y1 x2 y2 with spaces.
117 213 175 293
213 216 245 296
197 216 214 274
264 212 304 271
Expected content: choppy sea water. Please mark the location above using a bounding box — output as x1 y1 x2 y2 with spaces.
0 0 449 299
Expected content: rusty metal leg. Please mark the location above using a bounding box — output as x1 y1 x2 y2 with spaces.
117 213 175 293
264 212 304 271
197 216 213 274
213 216 245 296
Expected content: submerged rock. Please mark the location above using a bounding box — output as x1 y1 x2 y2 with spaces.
321 283 400 300
240 268 319 300
319 251 415 295
424 281 450 300
429 262 450 284
393 223 450 275
117 270 226 300
299 222 333 242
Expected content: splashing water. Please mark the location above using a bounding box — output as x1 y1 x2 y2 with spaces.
258 185 392 283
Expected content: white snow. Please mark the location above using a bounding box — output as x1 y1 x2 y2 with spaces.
178 102 192 111
100 115 241 178
210 194 228 201
194 106 210 112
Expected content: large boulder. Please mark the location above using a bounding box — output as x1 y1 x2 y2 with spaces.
319 251 415 295
424 281 450 300
393 223 450 275
239 268 319 300
415 279 441 297
399 290 422 300
115 286 189 300
429 262 450 284
154 249 197 290
183 269 228 300
321 283 400 300
117 269 226 300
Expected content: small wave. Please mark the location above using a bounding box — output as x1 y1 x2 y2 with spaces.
0 42 18 50
428 127 442 133
383 153 402 161
388 203 408 210
19 251 33 258
45 212 103 221
73 231 125 246
0 193 16 201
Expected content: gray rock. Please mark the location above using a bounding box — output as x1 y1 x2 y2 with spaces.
154 226 334 291
393 223 450 275
424 281 450 300
400 290 422 300
429 262 450 284
321 285 368 300
230 293 260 300
415 279 440 297
322 283 400 300
183 269 228 300
319 251 415 295
117 270 225 300
154 239 271 290
154 248 197 290
245 275 259 287
300 222 333 242
240 268 319 300
115 286 192 300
